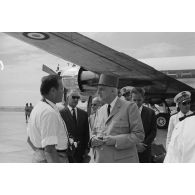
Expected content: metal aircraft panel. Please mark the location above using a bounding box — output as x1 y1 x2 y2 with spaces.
6 32 195 97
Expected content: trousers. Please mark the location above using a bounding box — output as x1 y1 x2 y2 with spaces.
32 150 69 163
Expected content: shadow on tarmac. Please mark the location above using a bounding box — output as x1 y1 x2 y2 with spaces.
0 111 167 163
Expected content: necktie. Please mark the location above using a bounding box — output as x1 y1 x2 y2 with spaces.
107 104 111 117
72 108 77 124
179 114 186 121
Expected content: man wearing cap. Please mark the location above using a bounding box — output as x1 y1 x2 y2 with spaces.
166 91 193 150
164 113 195 163
90 74 144 163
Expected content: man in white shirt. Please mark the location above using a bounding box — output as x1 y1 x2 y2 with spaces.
27 75 69 163
90 74 144 163
164 114 195 163
166 91 193 150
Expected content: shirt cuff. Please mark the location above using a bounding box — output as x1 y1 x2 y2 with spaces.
42 136 58 148
89 135 96 148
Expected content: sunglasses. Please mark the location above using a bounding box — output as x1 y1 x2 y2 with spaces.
182 101 191 106
72 96 80 100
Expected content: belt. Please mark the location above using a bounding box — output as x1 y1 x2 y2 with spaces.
36 148 44 150
56 149 68 153
36 148 67 153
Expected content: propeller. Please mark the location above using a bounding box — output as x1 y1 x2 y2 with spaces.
42 64 57 75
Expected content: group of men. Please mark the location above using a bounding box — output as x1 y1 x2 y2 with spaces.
27 72 194 163
27 73 159 163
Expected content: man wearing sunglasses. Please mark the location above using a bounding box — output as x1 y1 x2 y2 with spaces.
60 90 90 163
166 91 193 150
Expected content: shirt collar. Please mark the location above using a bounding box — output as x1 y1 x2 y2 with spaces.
179 110 192 117
109 96 118 112
68 105 77 112
139 105 143 113
45 98 57 109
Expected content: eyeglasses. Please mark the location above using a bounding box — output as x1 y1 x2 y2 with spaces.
182 101 191 106
91 104 97 106
72 96 80 100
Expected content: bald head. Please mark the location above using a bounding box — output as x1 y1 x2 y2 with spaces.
91 97 102 114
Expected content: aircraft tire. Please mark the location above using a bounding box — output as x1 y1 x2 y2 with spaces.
156 113 170 129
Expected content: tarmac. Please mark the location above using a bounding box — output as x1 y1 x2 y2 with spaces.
0 111 33 162
0 111 167 163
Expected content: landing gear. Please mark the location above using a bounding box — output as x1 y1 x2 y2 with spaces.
152 100 171 129
87 96 92 117
156 113 170 129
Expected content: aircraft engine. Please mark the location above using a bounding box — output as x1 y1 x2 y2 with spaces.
78 67 99 96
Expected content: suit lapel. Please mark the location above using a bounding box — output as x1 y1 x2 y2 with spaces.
76 108 81 126
65 107 74 122
141 106 145 121
105 98 121 124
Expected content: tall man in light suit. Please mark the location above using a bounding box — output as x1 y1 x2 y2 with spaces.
91 74 144 163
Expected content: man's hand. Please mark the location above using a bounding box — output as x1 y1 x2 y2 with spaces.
104 136 116 146
44 145 60 163
27 137 37 151
91 136 105 147
137 143 147 153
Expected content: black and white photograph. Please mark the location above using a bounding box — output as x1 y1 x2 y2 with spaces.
1 32 195 163
0 1 195 195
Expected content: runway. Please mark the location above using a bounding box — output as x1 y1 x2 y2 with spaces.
0 111 167 163
0 111 33 162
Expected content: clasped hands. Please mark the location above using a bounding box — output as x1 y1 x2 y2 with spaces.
91 135 116 147
137 143 147 153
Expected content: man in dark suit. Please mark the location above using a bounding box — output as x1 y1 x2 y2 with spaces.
131 87 157 163
59 90 90 163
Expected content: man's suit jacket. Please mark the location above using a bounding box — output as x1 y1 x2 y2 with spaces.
60 106 90 163
141 106 157 147
92 97 144 163
138 106 157 162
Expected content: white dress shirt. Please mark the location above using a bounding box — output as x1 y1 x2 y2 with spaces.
27 99 68 150
67 105 78 119
109 96 118 114
139 105 143 114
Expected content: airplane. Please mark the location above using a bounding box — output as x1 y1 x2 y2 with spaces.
5 32 195 129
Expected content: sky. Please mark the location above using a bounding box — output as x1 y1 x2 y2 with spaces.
1 32 195 106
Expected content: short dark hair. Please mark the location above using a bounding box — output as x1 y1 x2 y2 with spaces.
131 87 145 97
40 75 61 96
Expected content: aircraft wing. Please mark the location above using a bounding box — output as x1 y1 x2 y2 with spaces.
6 32 195 100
